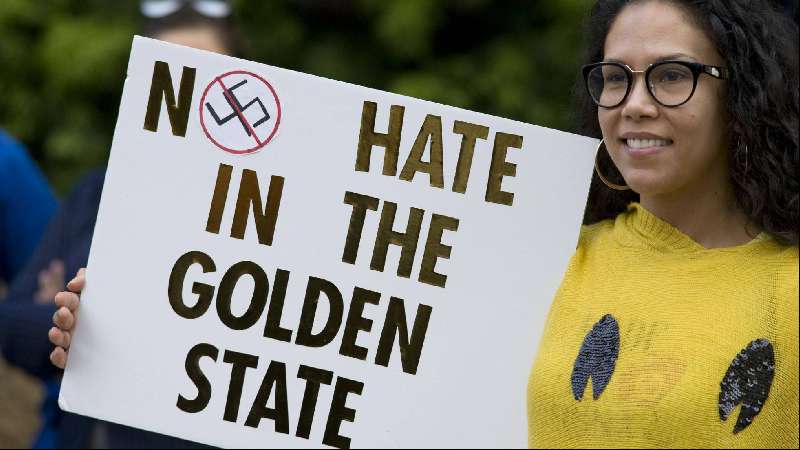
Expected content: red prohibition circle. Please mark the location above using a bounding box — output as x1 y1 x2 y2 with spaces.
199 70 282 155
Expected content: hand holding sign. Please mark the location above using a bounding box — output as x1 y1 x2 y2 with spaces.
49 268 85 369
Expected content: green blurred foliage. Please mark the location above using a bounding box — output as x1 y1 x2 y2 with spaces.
0 0 591 195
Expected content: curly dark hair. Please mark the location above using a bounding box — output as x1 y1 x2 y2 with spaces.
576 0 799 246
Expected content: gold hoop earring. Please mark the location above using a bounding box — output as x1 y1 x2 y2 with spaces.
594 140 630 191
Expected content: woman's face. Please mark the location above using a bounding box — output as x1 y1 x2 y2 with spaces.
599 0 729 198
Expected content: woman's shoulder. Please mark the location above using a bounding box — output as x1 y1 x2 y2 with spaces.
771 240 799 261
770 242 799 306
748 235 799 272
576 218 617 251
560 219 619 275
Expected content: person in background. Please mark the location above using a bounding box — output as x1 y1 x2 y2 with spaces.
0 129 57 296
0 129 58 448
1 1 235 447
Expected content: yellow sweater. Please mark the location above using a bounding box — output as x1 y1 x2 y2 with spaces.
527 203 799 449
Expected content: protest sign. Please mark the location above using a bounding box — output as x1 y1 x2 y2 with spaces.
59 36 597 448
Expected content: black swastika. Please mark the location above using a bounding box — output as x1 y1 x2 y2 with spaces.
205 79 270 136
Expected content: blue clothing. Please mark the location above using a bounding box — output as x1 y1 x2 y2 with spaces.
0 169 208 448
0 129 57 285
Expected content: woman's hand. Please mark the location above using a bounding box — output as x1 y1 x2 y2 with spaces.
48 268 85 369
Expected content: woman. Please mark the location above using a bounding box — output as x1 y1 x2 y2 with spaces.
527 0 798 448
50 0 798 448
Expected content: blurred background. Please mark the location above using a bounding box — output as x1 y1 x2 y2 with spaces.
0 0 796 448
0 0 588 196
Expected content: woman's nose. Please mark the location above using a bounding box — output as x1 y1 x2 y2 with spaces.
621 75 659 120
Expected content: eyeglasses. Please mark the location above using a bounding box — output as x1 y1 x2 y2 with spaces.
140 0 231 19
582 60 729 108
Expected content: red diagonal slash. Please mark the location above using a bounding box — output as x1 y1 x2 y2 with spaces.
215 76 263 147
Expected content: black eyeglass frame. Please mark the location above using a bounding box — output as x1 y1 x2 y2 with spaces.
582 60 730 108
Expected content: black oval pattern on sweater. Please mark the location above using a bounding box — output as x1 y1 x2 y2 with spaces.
571 314 620 401
719 338 775 434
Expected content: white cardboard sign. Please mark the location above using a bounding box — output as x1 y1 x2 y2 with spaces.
59 37 596 449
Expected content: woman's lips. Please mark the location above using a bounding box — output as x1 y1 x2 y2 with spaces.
620 138 672 157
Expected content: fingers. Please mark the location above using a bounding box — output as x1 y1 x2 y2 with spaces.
51 268 82 371
37 270 49 292
49 327 72 349
50 347 68 370
54 291 81 312
66 268 86 293
36 259 66 304
53 306 75 331
51 259 65 280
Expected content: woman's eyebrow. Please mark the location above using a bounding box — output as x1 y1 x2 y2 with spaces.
601 53 699 64
654 53 698 62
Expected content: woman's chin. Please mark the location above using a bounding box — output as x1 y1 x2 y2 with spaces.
621 171 674 197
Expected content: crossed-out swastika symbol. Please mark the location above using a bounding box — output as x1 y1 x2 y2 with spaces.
199 70 282 155
205 79 270 137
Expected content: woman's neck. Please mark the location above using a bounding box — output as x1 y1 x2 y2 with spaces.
639 178 756 249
